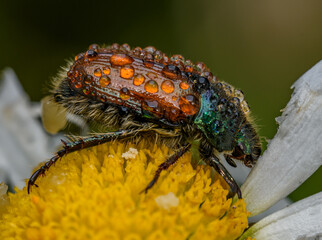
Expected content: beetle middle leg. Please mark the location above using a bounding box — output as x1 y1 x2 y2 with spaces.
28 129 138 193
142 143 191 193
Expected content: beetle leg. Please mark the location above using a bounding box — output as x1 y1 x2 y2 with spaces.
28 129 136 194
208 155 242 199
142 143 191 194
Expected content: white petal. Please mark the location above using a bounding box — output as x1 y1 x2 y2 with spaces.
242 61 322 216
0 69 61 188
239 192 322 240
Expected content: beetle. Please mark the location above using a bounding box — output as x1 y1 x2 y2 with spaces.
28 43 261 198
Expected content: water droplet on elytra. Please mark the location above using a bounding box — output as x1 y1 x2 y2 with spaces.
120 88 130 100
85 49 98 58
147 72 158 80
120 65 134 79
84 75 93 84
74 53 84 61
121 43 131 52
185 65 193 73
100 95 107 102
161 64 181 80
94 68 102 77
89 44 99 50
144 46 156 54
110 54 134 66
161 80 175 94
241 100 250 114
74 82 82 89
133 74 145 86
179 81 190 90
67 70 73 78
179 94 199 115
144 80 158 93
102 67 111 75
143 53 154 68
142 99 160 113
83 86 91 95
99 76 111 88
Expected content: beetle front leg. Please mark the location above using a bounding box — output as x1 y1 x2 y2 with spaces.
208 155 242 199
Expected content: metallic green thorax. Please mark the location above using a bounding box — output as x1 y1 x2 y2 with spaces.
194 86 251 153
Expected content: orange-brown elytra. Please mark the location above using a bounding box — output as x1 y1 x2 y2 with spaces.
28 43 261 199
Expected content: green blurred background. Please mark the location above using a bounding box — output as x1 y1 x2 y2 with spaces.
0 0 321 201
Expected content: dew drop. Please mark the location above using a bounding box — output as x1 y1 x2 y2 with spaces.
67 70 74 78
143 53 154 68
202 72 213 82
111 43 120 50
231 97 240 106
162 55 169 64
154 52 163 61
100 95 107 102
99 76 111 88
83 86 91 95
223 84 232 95
85 49 98 58
84 75 93 84
144 80 158 93
144 46 156 54
217 104 225 112
170 54 184 64
102 67 111 75
161 80 175 94
179 94 199 115
74 53 84 61
110 54 134 66
185 65 193 73
161 64 181 80
196 62 207 72
133 74 145 86
194 76 209 91
120 65 134 79
121 43 131 52
234 89 244 101
241 100 250 114
179 81 190 90
120 88 130 100
89 44 99 50
132 47 142 56
94 68 102 77
75 82 82 89
147 72 158 80
142 99 160 113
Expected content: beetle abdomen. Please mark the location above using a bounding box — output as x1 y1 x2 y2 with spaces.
66 44 215 123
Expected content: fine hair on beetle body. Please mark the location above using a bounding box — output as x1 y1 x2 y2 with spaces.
28 43 261 198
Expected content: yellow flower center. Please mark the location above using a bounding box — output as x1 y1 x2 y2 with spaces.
0 140 249 240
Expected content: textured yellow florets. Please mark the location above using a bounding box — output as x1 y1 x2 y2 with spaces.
0 140 249 240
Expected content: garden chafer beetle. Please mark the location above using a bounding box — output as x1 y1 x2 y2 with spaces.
28 43 261 198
